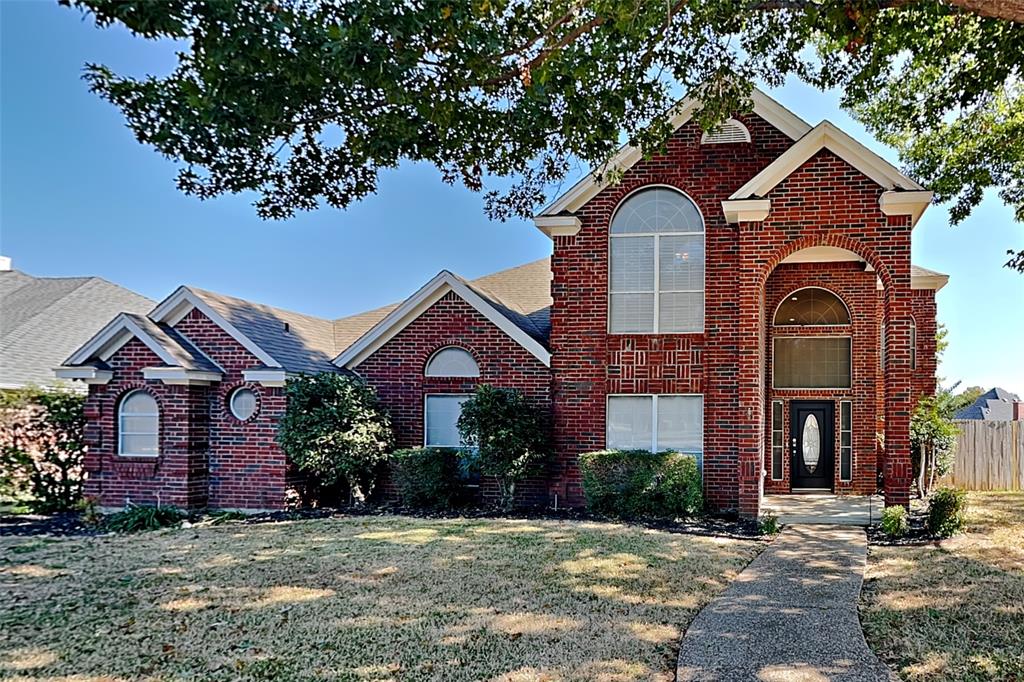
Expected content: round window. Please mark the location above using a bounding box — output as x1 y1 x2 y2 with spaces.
229 388 258 421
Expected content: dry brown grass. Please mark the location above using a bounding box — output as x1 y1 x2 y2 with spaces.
0 515 760 681
861 492 1024 681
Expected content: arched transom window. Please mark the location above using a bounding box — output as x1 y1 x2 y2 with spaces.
119 390 159 457
425 347 479 377
774 288 851 326
609 187 705 333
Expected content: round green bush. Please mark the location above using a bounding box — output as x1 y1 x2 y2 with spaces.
578 450 703 519
391 448 464 509
880 505 909 539
927 487 968 537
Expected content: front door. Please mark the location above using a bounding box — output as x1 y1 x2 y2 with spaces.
790 401 834 490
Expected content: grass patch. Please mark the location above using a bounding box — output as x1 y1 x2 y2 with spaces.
861 492 1024 681
0 515 760 681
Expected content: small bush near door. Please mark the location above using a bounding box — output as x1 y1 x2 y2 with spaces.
391 448 464 509
880 505 909 539
927 487 968 537
579 450 702 519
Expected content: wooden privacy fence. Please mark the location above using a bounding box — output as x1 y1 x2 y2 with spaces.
941 420 1024 491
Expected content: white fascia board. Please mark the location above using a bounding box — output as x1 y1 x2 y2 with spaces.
53 366 113 384
66 313 180 367
730 121 924 200
722 199 771 223
534 88 812 224
148 287 282 369
911 273 949 291
141 367 223 385
242 368 291 387
879 190 934 228
334 271 552 369
533 215 582 237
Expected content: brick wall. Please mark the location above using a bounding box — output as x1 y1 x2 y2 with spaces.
355 291 552 505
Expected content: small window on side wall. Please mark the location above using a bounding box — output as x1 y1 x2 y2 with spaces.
909 319 917 370
229 387 258 421
425 347 479 377
119 390 159 457
425 394 471 447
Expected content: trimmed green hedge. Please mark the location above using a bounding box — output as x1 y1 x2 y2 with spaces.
391 448 464 508
578 450 703 519
927 487 968 537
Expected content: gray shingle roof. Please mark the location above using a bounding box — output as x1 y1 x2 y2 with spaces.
955 387 1022 421
1 271 153 389
123 313 222 373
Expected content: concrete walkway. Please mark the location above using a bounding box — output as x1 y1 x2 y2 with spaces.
677 525 894 681
763 494 884 526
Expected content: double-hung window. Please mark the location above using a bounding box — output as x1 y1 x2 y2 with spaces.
424 394 470 448
609 187 705 333
606 394 704 466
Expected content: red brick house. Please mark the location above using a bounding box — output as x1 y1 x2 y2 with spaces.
56 90 947 517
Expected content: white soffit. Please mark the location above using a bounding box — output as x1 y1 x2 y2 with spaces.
333 271 551 369
243 368 290 387
780 246 868 266
53 366 113 384
533 88 812 228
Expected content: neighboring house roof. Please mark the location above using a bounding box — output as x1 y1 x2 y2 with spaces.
955 387 1023 421
1 268 153 389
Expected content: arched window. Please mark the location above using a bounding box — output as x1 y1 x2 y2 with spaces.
609 187 705 333
425 347 479 377
774 288 851 326
119 390 159 457
229 387 258 421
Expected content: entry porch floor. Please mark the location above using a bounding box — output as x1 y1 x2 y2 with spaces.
763 493 884 526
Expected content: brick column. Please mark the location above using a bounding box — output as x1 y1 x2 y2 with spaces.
736 235 766 518
883 281 913 508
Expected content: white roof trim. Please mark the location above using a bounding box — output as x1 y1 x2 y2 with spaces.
535 215 582 237
533 89 811 225
334 271 552 369
243 368 290 387
722 199 771 223
730 121 925 201
66 313 181 367
53 366 113 385
141 367 223 385
148 286 282 369
879 190 934 227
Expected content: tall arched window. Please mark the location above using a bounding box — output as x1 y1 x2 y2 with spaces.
773 288 852 389
609 187 705 333
119 390 159 457
424 347 479 377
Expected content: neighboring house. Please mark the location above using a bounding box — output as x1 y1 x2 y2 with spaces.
955 388 1024 421
56 89 948 516
0 256 153 391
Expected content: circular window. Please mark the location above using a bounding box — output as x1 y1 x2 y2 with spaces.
229 388 258 421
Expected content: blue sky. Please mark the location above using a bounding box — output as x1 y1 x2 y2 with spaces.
2 1 1021 394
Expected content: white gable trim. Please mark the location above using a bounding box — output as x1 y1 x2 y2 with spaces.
879 190 934 226
149 287 282 369
142 367 223 385
334 271 552 369
53 366 113 384
730 121 924 201
534 89 811 225
243 368 291 387
722 199 772 223
535 215 583 238
66 313 181 367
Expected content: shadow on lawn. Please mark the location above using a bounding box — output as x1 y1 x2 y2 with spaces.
1 517 760 681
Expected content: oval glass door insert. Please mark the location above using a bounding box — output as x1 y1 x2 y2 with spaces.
802 414 821 473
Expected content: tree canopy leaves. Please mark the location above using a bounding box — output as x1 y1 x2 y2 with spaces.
66 0 1024 268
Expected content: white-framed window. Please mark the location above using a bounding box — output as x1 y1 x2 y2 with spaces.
606 394 704 465
773 336 852 389
425 347 479 377
840 401 853 482
771 400 784 480
609 187 705 333
424 394 471 447
118 389 159 457
229 387 258 421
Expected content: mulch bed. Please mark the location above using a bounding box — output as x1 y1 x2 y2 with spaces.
865 502 945 546
1 503 765 540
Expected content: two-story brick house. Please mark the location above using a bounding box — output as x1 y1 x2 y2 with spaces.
55 89 947 517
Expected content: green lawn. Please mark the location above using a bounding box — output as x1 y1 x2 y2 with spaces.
861 492 1024 681
0 516 760 681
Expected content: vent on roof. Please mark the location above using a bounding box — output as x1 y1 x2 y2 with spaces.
283 322 290 332
701 119 751 145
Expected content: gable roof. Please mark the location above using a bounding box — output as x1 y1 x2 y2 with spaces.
64 312 220 373
535 88 812 223
1 269 153 389
955 387 1022 421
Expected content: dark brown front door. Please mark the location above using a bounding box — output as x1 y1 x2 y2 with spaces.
790 401 834 490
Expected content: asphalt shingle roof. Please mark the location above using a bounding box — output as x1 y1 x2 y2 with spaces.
123 313 222 373
1 270 153 389
955 387 1022 421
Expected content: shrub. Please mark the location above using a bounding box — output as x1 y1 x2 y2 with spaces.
758 511 780 536
457 385 549 511
391 448 463 508
880 505 909 539
277 373 394 503
0 386 86 512
104 503 186 532
927 487 968 537
578 450 703 519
